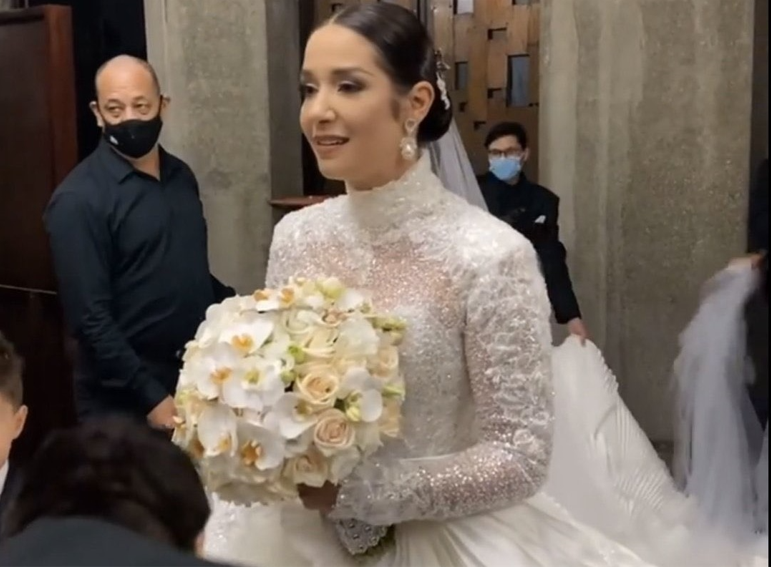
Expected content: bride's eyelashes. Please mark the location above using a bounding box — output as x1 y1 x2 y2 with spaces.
338 81 365 94
299 81 366 100
299 83 317 98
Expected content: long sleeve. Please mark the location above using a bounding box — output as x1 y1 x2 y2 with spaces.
330 240 555 526
44 192 168 413
535 196 581 324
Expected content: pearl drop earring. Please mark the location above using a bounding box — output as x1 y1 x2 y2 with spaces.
399 118 419 161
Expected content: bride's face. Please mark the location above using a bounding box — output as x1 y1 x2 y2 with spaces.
300 24 425 190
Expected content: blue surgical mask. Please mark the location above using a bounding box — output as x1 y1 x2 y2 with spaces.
489 157 522 182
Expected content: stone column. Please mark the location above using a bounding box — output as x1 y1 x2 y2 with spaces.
751 0 768 170
540 0 755 440
144 0 303 293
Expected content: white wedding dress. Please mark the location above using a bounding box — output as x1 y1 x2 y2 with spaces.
204 155 767 566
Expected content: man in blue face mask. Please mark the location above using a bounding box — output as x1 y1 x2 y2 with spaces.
477 122 588 343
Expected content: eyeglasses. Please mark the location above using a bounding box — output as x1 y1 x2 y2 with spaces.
488 149 524 160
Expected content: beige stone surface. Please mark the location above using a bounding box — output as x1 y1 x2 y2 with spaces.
144 0 303 294
540 0 755 440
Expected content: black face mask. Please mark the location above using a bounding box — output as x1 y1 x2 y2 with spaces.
102 111 163 159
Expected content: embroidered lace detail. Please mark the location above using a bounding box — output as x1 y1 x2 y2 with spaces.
266 153 554 526
333 519 390 556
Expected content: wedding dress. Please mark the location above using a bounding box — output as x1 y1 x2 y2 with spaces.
204 154 767 566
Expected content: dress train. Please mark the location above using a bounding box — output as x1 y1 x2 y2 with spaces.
204 336 767 566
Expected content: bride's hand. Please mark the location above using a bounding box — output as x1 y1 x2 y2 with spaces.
298 482 339 514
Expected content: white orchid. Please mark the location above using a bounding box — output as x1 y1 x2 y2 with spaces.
283 428 314 458
253 284 301 312
264 393 318 440
339 367 384 423
220 357 285 412
235 420 286 472
218 311 275 355
197 404 239 458
173 277 406 507
186 342 242 400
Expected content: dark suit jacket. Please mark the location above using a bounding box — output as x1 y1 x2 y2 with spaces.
748 159 768 254
478 172 581 324
748 159 768 299
0 517 223 566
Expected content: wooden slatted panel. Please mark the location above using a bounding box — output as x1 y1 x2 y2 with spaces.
314 0 418 23
488 0 511 29
429 0 542 178
506 5 530 55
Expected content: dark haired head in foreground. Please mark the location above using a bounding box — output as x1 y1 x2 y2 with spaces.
0 417 214 565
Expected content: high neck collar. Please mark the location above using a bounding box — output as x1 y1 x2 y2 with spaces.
345 153 444 229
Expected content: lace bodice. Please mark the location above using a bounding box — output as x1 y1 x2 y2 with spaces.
266 155 554 530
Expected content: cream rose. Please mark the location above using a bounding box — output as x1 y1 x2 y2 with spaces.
313 409 356 456
284 448 329 487
281 309 315 339
378 398 401 439
293 365 341 410
302 326 339 359
371 345 399 380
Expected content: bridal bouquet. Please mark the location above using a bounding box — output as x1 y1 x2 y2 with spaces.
172 277 406 506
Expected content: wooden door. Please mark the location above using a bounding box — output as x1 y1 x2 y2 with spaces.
308 0 541 182
0 5 78 463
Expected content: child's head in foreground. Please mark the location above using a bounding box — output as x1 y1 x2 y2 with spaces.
0 332 27 468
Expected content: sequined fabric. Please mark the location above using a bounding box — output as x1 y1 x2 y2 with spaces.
266 154 554 527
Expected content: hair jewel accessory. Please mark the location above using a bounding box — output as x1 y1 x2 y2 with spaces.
434 50 451 111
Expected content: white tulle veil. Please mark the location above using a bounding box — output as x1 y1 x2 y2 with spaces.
427 120 488 212
672 263 768 539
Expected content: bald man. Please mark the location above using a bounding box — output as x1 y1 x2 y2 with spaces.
44 55 234 427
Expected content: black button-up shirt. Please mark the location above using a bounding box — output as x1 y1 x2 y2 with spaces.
44 141 234 418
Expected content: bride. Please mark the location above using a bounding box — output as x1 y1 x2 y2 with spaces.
204 4 766 566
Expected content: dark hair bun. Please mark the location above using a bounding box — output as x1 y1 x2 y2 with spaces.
332 3 453 144
418 66 453 144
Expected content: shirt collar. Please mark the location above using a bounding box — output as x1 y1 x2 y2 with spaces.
96 139 182 183
0 461 9 496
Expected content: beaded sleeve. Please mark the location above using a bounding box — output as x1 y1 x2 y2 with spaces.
329 240 555 526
